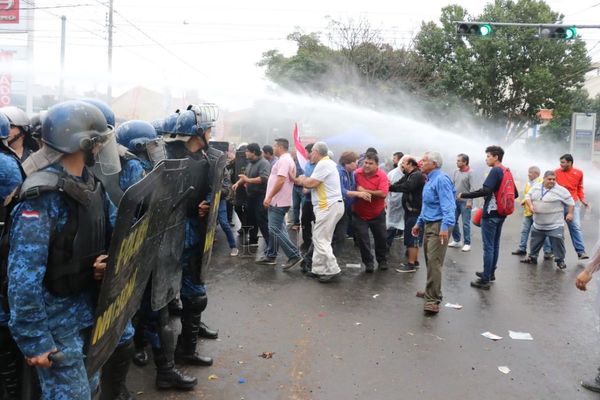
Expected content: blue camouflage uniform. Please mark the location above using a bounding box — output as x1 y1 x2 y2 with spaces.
8 164 116 400
180 218 206 299
0 151 23 327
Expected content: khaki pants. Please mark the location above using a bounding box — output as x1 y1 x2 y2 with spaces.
424 221 452 304
312 201 345 276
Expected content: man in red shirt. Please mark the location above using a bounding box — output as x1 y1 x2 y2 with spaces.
555 153 589 259
352 152 390 272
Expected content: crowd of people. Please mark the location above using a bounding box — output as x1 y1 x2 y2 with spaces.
0 99 597 398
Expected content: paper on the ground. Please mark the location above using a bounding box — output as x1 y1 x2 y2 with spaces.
346 263 362 269
372 294 380 299
508 330 533 340
444 303 463 309
498 366 511 374
481 331 503 340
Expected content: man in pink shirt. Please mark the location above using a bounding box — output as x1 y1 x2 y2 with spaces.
352 152 390 272
257 138 302 268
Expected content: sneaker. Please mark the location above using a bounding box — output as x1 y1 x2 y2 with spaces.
256 256 276 265
423 302 440 313
475 271 495 281
447 241 461 248
579 253 590 260
318 272 341 283
230 248 239 257
396 263 417 273
470 279 491 290
511 249 527 255
520 256 537 265
378 261 389 271
365 263 375 273
544 252 554 260
282 256 302 270
556 260 567 270
461 244 471 252
581 375 600 393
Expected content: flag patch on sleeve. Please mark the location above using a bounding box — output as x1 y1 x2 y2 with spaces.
21 211 40 219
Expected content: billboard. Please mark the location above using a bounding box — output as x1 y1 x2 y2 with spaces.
0 0 31 32
570 113 596 161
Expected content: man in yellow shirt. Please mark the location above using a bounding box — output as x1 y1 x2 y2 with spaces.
511 166 551 257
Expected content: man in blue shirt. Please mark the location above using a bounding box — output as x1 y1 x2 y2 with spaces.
459 145 518 290
411 151 456 314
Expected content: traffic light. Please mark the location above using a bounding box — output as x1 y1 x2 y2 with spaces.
540 26 577 40
457 23 493 36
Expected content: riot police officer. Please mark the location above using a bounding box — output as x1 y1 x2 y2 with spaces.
0 112 26 399
6 100 118 399
165 105 222 367
0 106 38 161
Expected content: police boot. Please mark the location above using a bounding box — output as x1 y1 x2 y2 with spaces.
100 340 135 400
174 297 213 366
153 347 197 391
131 314 148 367
195 295 218 339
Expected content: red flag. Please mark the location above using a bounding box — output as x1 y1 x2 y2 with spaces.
293 123 308 170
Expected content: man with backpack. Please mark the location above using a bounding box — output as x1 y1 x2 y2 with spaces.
458 145 518 290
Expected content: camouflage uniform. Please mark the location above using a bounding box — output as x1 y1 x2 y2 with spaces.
8 164 116 400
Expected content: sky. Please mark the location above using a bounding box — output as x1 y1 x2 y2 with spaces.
2 0 600 110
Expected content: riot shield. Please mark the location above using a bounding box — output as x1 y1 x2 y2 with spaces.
234 150 247 177
210 140 229 153
85 158 190 376
196 153 228 284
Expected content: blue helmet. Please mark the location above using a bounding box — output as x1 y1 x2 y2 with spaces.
116 120 157 153
173 104 218 137
42 100 111 154
151 119 163 136
0 113 10 140
162 112 179 135
81 98 115 127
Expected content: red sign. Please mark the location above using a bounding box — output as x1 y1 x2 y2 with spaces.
0 0 19 24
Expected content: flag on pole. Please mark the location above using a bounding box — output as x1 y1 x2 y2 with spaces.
293 122 308 170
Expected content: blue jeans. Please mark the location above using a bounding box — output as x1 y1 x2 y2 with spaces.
481 217 505 281
565 203 586 254
452 201 472 245
292 186 303 225
518 215 551 253
218 199 237 248
266 206 301 260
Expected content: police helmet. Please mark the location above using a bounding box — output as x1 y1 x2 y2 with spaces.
0 113 10 140
42 100 111 154
81 98 115 127
151 119 164 136
30 111 47 139
162 112 180 135
0 106 30 132
116 120 157 153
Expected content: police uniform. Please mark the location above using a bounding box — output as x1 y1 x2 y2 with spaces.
8 164 116 400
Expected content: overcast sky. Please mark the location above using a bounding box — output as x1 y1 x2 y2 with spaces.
2 0 600 110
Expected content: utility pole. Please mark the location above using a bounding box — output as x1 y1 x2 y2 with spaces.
25 0 35 114
107 0 114 99
59 16 66 101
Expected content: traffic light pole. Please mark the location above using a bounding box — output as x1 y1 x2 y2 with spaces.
454 21 600 29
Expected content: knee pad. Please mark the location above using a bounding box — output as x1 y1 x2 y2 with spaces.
183 294 207 314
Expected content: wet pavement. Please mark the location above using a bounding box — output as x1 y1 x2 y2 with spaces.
128 214 600 399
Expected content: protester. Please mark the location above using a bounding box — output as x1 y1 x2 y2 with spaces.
258 138 303 268
575 246 600 393
520 171 574 270
232 143 271 248
262 144 277 166
448 153 473 252
511 166 552 258
459 145 518 290
295 142 345 282
411 152 455 314
386 151 405 251
300 143 316 252
389 155 425 272
555 153 589 259
352 152 389 272
291 150 304 230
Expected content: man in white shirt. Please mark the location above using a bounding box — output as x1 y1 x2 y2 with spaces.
295 142 344 283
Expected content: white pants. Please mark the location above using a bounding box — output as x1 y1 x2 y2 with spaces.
312 201 344 276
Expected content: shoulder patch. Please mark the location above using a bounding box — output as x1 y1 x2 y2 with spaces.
21 210 40 219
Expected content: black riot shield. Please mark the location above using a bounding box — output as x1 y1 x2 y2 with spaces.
210 141 229 153
234 150 247 177
85 158 190 376
195 153 228 284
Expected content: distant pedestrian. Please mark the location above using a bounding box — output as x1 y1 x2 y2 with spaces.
520 171 573 270
511 166 552 258
300 143 316 252
257 138 302 268
262 144 277 167
555 153 589 259
448 153 473 252
386 152 405 251
352 152 390 272
411 151 456 314
295 142 344 282
459 145 518 290
389 155 425 272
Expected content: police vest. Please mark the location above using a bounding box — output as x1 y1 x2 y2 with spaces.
17 169 107 297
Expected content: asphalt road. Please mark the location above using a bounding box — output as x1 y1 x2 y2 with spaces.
128 213 600 400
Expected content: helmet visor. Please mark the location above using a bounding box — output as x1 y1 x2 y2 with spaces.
146 138 167 165
94 129 121 175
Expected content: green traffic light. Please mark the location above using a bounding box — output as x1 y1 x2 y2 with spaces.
565 26 576 40
479 24 493 36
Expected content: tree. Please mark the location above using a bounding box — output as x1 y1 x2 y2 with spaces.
414 0 591 143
